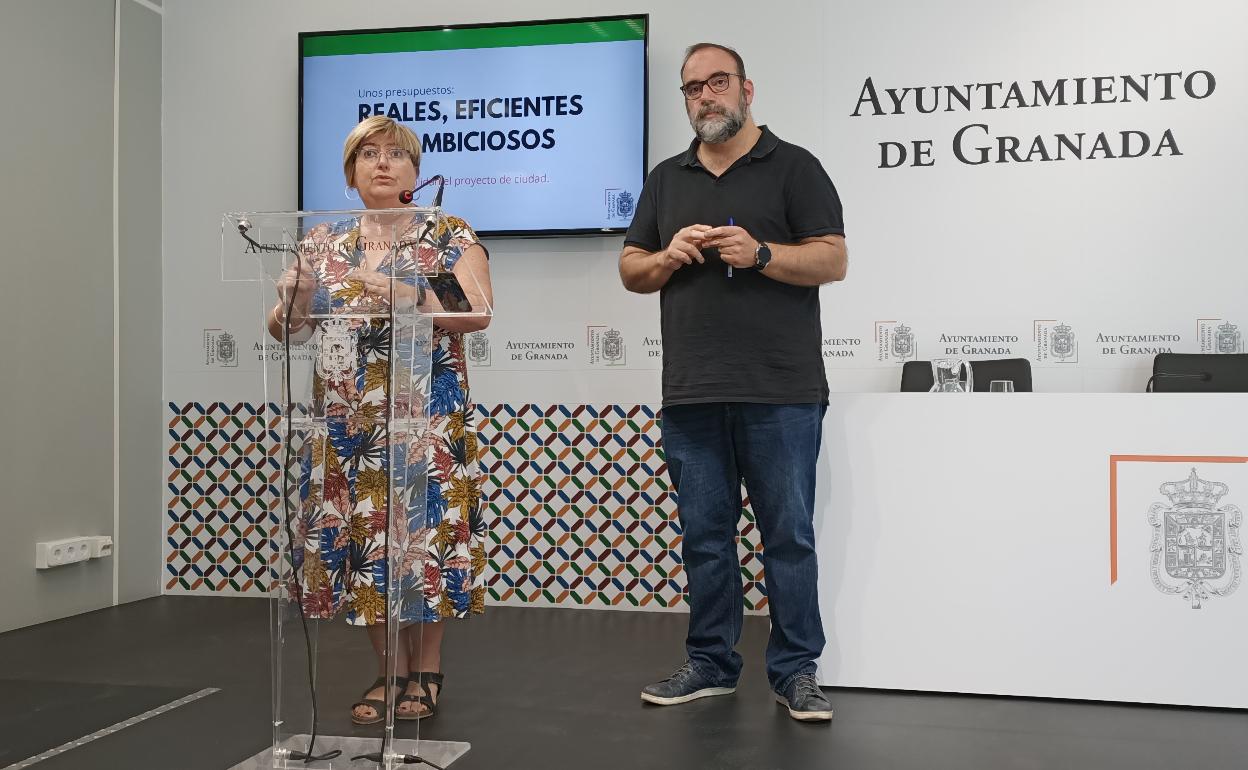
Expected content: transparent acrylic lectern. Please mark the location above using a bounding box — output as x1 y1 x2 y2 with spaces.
221 208 491 770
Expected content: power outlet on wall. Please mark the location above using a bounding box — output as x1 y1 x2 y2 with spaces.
88 536 113 558
35 537 111 569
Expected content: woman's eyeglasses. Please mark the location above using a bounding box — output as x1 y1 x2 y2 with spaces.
357 146 411 164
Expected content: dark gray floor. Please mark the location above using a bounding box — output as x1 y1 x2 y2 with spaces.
0 597 1245 769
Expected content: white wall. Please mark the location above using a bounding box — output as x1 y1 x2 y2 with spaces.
163 0 1247 404
0 0 163 633
117 0 165 604
161 0 828 407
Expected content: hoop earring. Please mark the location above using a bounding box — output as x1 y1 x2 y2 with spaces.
344 185 359 201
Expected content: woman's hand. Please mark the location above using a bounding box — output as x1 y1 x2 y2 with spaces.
271 253 316 331
431 244 493 333
351 267 423 308
267 254 316 339
274 254 316 310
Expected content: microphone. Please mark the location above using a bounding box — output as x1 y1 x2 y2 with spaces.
398 175 445 206
236 218 296 256
235 218 264 251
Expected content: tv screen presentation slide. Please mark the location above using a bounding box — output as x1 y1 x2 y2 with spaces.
300 16 648 236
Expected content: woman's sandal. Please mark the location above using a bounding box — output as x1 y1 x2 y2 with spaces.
350 674 409 725
397 672 444 721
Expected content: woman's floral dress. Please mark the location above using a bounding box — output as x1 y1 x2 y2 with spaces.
291 214 487 625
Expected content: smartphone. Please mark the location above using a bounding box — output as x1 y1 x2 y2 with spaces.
426 272 472 312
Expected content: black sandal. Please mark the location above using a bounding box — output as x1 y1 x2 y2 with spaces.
397 672 444 721
350 674 409 725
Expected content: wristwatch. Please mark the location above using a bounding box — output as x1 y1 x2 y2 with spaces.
753 241 772 270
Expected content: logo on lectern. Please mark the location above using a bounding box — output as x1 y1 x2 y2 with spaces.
1148 468 1243 609
204 329 239 367
467 331 491 366
316 318 357 383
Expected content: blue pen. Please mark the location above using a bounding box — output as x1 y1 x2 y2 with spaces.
726 217 734 277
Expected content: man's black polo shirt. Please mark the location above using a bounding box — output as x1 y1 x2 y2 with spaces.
624 125 845 407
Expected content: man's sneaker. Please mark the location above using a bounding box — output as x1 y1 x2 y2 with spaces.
774 672 834 721
640 662 736 706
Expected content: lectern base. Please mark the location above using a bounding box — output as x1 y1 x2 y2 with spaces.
229 736 469 770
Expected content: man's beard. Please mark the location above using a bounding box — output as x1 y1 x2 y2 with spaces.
690 94 747 144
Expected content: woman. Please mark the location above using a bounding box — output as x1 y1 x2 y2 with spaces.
267 115 493 725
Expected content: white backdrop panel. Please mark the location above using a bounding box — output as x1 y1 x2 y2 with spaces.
815 0 1248 385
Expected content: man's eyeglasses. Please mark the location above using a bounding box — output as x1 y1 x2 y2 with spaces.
679 72 743 100
357 146 411 164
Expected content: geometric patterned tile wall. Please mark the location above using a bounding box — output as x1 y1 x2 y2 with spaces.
165 402 279 594
477 404 767 612
164 402 768 613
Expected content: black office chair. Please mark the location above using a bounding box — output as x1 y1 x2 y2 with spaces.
1147 353 1248 392
900 358 1034 392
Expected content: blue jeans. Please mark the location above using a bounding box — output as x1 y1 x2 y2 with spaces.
660 402 826 693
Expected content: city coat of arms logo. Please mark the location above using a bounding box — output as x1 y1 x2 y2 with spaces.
1216 322 1243 354
204 328 239 367
615 191 635 219
605 189 636 221
1148 468 1243 609
316 317 357 383
891 324 914 360
603 329 624 364
1050 323 1076 360
216 332 237 365
467 331 491 366
587 325 626 366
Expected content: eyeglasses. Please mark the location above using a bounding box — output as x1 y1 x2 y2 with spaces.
356 146 411 164
679 71 743 100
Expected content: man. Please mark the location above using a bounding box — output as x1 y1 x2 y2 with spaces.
619 43 847 722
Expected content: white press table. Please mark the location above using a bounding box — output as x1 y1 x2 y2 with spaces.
813 393 1248 708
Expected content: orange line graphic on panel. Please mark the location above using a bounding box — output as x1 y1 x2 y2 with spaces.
1108 454 1248 585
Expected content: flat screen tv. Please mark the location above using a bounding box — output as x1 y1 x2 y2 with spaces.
300 15 648 237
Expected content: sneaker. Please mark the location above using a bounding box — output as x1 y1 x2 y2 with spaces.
640 662 736 706
774 673 834 722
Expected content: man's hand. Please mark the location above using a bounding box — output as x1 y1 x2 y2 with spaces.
657 225 712 271
701 226 758 269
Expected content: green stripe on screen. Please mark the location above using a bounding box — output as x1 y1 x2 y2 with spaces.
303 19 645 57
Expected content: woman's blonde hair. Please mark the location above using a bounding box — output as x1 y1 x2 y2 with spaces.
342 115 422 188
